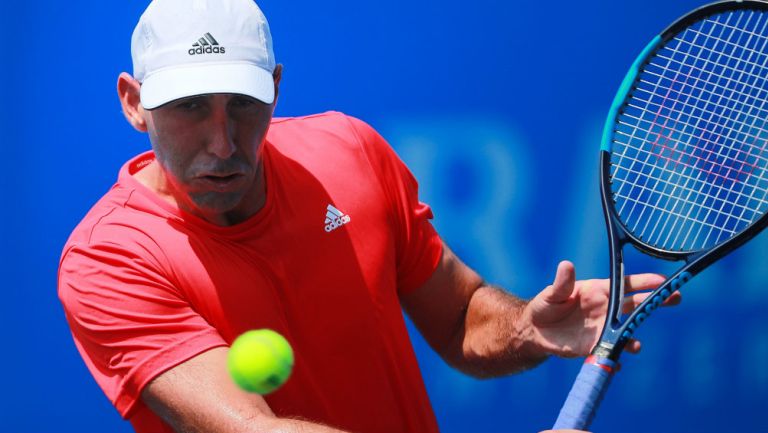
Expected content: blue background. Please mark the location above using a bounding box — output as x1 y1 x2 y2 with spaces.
2 1 767 432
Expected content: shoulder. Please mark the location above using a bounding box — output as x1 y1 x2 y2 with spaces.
58 191 181 321
267 111 397 174
268 111 384 150
59 185 177 282
265 112 405 189
270 110 364 130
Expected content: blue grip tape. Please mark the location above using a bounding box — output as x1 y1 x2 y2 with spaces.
553 357 616 430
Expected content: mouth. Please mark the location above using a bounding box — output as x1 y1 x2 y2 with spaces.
196 173 245 190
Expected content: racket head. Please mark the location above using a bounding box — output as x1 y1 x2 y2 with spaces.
597 0 768 354
605 0 768 257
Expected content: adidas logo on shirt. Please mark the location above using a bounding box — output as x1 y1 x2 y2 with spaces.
324 204 351 233
188 33 226 55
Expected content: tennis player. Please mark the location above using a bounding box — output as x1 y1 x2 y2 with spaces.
57 0 678 432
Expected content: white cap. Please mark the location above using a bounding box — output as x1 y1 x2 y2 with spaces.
131 0 276 109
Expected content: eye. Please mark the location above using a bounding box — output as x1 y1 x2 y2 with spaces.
231 96 258 108
174 98 203 111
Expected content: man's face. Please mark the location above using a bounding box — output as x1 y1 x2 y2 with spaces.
144 93 274 224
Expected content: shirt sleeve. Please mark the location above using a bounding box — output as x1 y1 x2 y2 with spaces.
346 115 443 294
58 239 227 418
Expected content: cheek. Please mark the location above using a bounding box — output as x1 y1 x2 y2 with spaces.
149 131 197 181
236 114 272 153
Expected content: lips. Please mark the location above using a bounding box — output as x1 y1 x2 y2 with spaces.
195 173 246 191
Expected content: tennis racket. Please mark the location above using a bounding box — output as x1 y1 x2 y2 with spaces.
553 1 768 429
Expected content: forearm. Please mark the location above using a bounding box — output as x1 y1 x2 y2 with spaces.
257 417 350 433
143 348 350 433
400 245 550 378
154 401 350 433
451 284 548 378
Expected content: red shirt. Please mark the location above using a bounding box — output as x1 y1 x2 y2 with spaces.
58 112 443 433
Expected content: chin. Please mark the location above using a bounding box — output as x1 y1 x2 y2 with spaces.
190 191 247 215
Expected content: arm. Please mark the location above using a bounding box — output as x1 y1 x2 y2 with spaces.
400 244 544 377
401 243 676 378
142 347 348 433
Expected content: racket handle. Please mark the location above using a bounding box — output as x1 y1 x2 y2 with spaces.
552 356 617 430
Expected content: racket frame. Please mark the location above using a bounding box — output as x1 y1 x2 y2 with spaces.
555 1 768 428
596 0 768 359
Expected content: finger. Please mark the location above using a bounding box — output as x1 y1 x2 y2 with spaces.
622 289 683 313
543 260 577 303
624 273 667 293
664 290 682 306
625 338 642 354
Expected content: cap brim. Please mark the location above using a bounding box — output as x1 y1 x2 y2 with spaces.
140 62 275 110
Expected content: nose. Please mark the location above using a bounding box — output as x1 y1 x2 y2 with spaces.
206 100 237 159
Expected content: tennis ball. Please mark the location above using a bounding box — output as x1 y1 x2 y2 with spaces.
227 329 294 395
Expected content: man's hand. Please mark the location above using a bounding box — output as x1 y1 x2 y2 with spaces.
403 244 683 377
523 261 682 358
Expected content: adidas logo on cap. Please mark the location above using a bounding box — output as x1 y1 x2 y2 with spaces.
188 32 226 55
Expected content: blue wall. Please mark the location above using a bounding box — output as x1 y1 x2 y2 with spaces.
3 1 767 432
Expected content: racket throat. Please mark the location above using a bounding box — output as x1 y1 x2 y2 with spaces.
592 341 620 361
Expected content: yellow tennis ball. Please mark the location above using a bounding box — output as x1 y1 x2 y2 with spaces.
227 329 294 395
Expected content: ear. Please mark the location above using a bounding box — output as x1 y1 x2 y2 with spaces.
117 72 148 132
272 64 283 104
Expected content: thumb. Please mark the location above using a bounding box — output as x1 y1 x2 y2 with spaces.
544 260 576 303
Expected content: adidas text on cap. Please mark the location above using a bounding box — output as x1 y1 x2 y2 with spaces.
131 0 276 110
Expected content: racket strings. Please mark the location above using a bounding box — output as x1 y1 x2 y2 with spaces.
616 13 751 245
632 73 768 160
611 9 768 252
638 13 768 179
665 12 768 248
616 16 760 247
612 119 768 200
611 151 764 224
615 117 768 185
633 73 768 135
